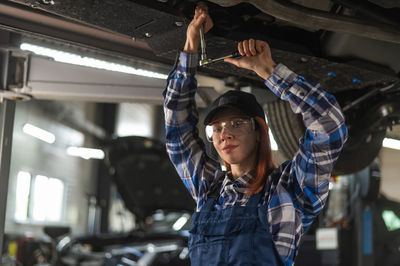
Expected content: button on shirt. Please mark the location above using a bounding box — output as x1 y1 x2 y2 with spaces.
163 52 348 266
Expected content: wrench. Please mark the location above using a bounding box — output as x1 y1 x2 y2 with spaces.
199 51 242 66
197 3 242 66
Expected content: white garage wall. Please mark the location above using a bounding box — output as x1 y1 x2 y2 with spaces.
116 103 156 138
379 147 400 202
5 100 98 238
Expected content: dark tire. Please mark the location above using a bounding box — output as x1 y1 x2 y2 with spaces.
265 100 386 175
333 129 385 175
265 100 305 159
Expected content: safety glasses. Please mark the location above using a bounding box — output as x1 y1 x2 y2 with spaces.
205 117 255 142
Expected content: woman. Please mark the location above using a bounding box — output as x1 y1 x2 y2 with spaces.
163 5 348 266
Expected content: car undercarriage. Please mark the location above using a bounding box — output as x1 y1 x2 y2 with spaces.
1 0 399 173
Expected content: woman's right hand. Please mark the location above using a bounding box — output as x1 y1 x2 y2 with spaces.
184 3 213 53
224 39 277 80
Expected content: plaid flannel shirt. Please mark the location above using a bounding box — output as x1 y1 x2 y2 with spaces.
163 51 348 265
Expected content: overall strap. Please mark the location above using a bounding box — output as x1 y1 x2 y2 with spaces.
201 171 224 212
246 184 267 207
201 197 217 212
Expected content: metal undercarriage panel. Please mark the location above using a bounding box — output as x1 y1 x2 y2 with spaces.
2 0 398 95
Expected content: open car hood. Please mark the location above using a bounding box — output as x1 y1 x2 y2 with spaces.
106 136 196 222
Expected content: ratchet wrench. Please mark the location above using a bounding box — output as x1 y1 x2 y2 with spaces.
198 24 242 66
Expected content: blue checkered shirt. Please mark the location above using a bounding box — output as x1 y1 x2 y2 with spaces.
163 52 348 265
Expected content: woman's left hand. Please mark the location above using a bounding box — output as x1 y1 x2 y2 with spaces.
224 39 277 80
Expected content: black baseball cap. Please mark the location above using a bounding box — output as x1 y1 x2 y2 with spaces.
203 90 265 125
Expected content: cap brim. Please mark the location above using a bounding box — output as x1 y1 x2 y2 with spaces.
203 105 248 125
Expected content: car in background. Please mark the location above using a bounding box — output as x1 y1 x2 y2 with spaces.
54 136 194 266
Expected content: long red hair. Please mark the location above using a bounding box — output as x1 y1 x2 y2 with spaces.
224 116 276 196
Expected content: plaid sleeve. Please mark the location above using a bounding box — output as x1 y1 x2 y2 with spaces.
163 51 220 208
265 64 348 229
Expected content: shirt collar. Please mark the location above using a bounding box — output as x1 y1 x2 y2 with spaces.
223 170 256 193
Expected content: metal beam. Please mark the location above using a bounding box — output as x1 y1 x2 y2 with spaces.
0 99 15 256
14 54 221 107
96 103 117 233
0 41 17 257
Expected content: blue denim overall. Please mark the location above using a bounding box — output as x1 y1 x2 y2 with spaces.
189 186 284 266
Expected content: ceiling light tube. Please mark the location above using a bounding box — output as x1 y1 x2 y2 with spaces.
265 116 278 151
67 146 105 160
172 214 190 231
20 43 168 79
22 123 55 144
383 138 400 150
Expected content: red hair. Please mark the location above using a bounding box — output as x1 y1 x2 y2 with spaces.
223 116 276 196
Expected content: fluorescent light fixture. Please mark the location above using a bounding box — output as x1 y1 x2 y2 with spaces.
67 146 105 160
269 131 278 151
383 138 400 150
172 214 190 231
22 123 56 144
117 123 151 137
20 43 168 80
265 116 278 151
15 171 31 221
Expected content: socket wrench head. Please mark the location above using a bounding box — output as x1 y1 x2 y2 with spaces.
199 59 212 66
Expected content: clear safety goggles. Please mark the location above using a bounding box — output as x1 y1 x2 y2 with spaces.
205 117 255 142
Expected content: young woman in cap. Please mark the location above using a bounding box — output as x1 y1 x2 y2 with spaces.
163 5 348 266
